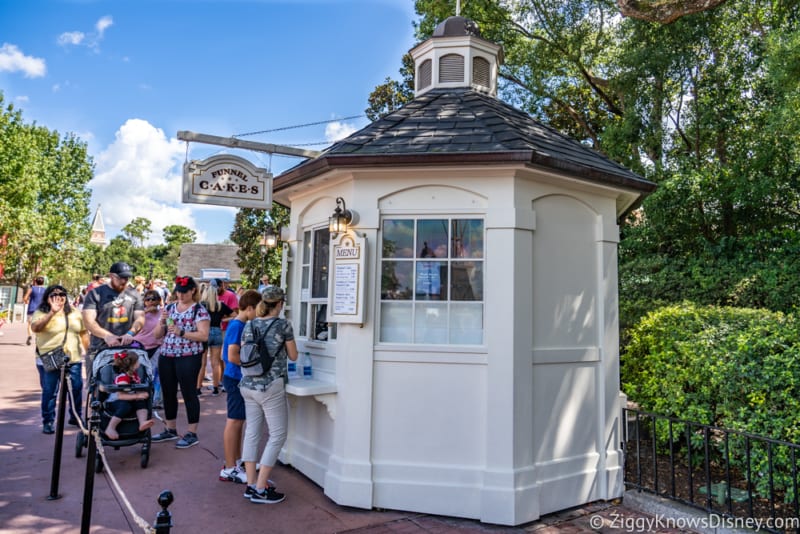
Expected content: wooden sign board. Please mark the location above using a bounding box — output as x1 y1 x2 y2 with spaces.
183 154 272 209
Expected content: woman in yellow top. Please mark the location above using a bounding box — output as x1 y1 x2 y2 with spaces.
31 285 89 434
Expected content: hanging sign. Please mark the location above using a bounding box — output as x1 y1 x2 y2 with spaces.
328 232 366 324
183 154 272 209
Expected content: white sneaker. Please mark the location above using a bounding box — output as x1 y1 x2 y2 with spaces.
219 466 247 484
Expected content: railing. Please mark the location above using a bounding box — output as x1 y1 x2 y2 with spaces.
623 408 800 533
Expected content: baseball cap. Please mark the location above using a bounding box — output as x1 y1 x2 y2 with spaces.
261 285 285 302
109 262 134 278
174 276 198 293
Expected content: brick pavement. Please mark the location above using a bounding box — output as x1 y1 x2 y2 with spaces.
0 319 699 533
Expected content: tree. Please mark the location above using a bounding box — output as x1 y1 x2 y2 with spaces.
229 204 290 288
122 217 152 248
617 0 730 24
380 1 800 336
0 93 93 290
163 225 197 249
365 54 415 120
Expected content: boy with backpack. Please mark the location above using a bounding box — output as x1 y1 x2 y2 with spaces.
219 289 262 484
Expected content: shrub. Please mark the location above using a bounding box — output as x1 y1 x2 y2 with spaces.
622 302 800 498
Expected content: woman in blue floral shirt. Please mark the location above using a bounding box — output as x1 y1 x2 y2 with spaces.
151 276 210 448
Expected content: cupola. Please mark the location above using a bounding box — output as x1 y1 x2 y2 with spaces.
409 16 504 98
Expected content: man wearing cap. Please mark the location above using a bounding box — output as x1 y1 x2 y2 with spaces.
82 262 145 355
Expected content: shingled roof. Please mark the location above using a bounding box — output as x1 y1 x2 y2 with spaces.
273 87 656 196
177 244 243 281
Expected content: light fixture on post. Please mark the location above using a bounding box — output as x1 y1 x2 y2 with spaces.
329 197 353 238
259 225 278 280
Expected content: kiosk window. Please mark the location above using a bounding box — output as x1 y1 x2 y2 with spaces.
380 218 484 345
298 227 336 342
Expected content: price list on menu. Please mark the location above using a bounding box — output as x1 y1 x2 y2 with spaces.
328 233 366 324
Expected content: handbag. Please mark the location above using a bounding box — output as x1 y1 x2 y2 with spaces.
36 312 69 373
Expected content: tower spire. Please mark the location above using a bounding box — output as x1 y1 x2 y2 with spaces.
89 204 108 249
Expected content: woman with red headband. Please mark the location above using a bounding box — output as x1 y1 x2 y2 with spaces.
151 276 210 448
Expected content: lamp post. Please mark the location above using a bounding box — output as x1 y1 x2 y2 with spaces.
259 226 278 282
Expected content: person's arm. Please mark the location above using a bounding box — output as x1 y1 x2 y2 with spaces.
228 343 241 365
82 308 122 347
120 309 145 346
79 330 90 354
286 339 299 362
23 287 31 304
185 318 210 342
30 310 56 333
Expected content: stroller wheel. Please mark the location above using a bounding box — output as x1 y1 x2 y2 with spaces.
94 455 104 474
75 432 85 458
141 449 149 468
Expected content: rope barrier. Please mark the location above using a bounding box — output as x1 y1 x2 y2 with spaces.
65 372 157 533
92 431 155 534
64 376 90 437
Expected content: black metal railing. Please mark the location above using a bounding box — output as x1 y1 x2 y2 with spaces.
623 407 800 533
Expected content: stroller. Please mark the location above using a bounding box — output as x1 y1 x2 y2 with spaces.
75 346 154 472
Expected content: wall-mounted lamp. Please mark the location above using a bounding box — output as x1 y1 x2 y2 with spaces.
329 197 353 238
264 228 278 248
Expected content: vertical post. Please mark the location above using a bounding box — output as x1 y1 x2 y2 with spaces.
153 490 174 533
80 401 101 534
48 362 69 500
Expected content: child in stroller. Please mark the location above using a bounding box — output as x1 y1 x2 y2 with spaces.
104 350 155 439
77 345 155 470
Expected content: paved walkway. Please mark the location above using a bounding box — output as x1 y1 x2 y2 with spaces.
0 319 694 533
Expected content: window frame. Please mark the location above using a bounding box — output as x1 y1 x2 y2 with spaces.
378 216 485 346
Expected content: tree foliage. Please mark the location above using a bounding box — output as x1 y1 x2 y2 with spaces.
229 203 290 288
0 93 93 290
391 1 800 335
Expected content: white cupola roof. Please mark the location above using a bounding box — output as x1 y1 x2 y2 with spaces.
409 16 504 98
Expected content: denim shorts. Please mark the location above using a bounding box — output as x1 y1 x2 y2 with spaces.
223 375 245 420
207 326 223 347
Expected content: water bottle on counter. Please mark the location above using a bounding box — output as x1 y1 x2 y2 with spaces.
302 352 313 380
287 357 297 379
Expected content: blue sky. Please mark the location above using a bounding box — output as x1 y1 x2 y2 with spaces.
0 0 418 244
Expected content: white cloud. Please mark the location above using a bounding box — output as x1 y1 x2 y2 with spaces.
58 16 113 50
91 119 199 245
0 43 46 78
57 31 85 46
96 16 113 37
15 95 29 103
325 120 357 142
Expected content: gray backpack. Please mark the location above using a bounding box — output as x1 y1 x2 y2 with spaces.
240 319 282 377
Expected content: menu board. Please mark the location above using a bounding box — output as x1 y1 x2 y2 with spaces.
328 233 366 324
333 263 359 315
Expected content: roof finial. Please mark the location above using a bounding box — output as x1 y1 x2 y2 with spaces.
455 0 461 16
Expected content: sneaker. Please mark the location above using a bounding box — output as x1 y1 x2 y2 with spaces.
151 428 179 442
219 466 247 484
243 485 257 499
42 422 55 434
211 387 220 396
176 432 199 449
250 486 285 504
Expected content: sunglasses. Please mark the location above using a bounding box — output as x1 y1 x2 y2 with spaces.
144 297 159 301
50 292 67 298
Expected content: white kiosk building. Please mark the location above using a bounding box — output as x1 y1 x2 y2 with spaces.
272 16 656 526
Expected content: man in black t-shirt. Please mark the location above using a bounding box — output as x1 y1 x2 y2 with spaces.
82 261 145 354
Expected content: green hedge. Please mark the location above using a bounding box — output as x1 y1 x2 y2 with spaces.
621 302 800 498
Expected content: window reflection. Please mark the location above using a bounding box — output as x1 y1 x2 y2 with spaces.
380 217 484 345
